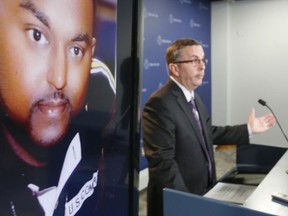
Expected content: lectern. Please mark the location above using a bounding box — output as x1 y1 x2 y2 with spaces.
164 188 272 216
164 144 288 216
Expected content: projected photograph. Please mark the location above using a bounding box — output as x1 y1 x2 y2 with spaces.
0 0 135 215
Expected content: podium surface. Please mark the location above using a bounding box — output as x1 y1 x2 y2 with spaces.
163 146 288 216
243 150 288 215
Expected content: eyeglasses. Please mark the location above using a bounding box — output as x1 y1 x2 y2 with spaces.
173 58 208 67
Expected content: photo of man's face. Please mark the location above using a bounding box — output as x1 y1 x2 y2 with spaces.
0 0 96 147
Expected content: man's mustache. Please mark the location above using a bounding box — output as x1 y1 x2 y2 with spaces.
33 91 70 107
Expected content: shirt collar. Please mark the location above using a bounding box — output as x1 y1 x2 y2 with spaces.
170 76 194 102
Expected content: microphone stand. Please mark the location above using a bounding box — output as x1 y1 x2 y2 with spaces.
258 99 288 175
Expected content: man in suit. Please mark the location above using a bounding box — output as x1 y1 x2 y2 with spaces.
142 38 276 216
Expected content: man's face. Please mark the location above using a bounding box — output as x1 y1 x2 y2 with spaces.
0 0 96 147
170 45 205 91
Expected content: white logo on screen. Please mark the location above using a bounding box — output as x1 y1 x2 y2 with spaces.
190 19 201 28
169 14 182 24
201 43 209 49
144 7 159 19
199 2 209 11
157 35 171 46
144 59 160 70
64 171 98 216
179 0 192 4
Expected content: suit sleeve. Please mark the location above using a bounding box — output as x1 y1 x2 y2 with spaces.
142 96 189 192
211 124 250 145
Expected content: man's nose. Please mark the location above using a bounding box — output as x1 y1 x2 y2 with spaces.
47 49 67 90
199 59 206 70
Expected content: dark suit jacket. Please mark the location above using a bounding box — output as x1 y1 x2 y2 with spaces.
142 80 249 216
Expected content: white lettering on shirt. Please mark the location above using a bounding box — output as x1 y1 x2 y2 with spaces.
64 171 98 216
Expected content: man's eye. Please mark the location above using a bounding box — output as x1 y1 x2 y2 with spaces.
27 29 48 45
69 46 84 58
73 47 80 56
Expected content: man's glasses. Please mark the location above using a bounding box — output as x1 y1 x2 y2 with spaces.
173 58 208 67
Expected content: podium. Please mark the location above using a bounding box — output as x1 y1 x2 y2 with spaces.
163 144 288 216
164 188 271 216
243 149 288 215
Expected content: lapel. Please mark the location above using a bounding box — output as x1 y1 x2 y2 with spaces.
193 95 215 163
169 81 206 147
193 94 210 146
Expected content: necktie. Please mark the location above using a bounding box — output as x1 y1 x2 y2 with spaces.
189 98 213 183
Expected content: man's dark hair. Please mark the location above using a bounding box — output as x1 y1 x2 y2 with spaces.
166 38 201 64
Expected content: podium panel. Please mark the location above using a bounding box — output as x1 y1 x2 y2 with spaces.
164 145 288 216
163 188 271 216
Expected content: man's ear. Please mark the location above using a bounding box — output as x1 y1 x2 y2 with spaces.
92 37 96 55
168 63 179 77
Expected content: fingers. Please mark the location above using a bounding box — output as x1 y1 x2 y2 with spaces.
248 107 255 123
263 115 275 128
250 107 255 116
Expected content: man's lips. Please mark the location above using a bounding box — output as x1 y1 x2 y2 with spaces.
196 74 204 79
37 99 69 117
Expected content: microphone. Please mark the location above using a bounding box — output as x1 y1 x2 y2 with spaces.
258 99 288 143
258 99 266 106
